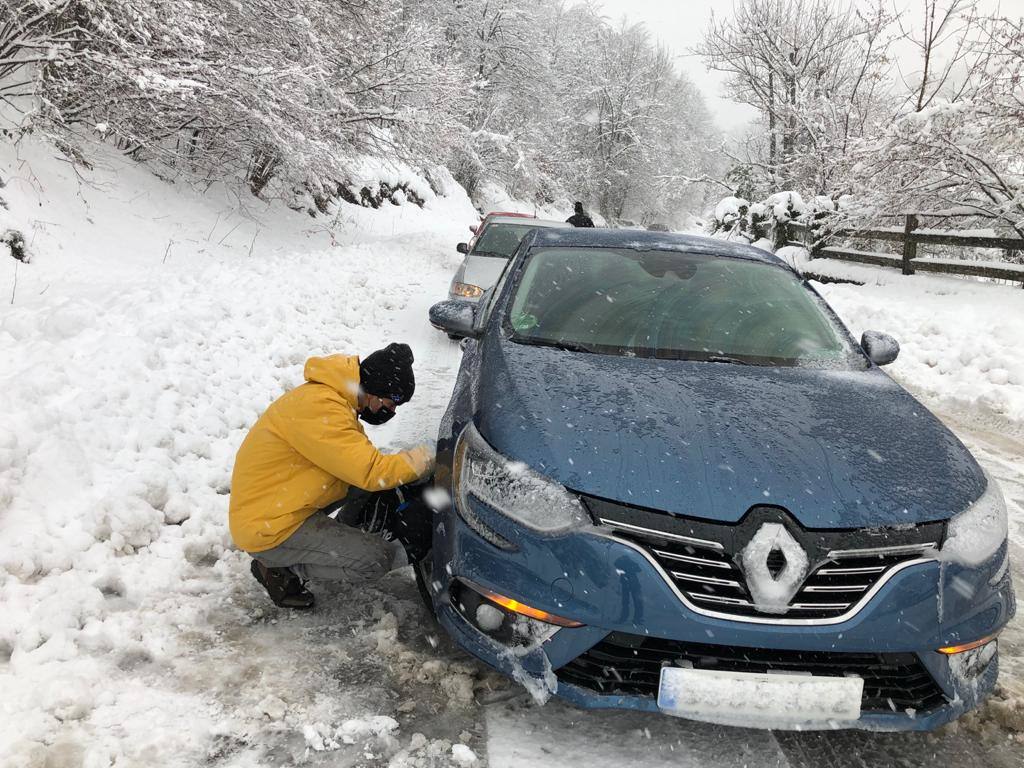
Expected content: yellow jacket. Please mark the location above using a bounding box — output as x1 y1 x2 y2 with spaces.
229 354 421 552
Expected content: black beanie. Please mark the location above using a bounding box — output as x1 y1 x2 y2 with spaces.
359 343 415 404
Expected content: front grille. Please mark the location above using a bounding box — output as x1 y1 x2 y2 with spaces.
587 498 943 621
557 633 948 714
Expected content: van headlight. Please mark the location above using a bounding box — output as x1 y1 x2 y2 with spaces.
940 472 1008 567
453 423 588 538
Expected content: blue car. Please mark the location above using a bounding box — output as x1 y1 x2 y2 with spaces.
424 229 1014 731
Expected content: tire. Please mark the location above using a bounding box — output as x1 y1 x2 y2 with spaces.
412 550 437 618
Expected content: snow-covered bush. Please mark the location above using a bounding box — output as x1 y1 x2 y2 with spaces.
1 228 27 262
711 191 822 248
714 196 750 230
0 179 28 262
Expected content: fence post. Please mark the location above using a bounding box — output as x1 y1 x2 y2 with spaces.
902 214 918 275
808 214 827 257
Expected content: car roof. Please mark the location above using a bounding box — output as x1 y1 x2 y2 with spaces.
483 211 535 219
524 228 785 266
486 216 569 228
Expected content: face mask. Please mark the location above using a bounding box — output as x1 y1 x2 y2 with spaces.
359 405 395 425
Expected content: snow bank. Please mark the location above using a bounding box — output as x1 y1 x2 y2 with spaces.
811 265 1024 429
0 135 472 765
472 180 573 223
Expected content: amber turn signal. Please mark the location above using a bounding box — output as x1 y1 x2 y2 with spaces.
451 282 484 299
937 633 999 655
468 581 584 628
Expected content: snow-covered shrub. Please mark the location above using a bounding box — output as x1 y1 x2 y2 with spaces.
2 228 28 262
711 191 823 248
763 191 807 225
708 196 751 240
714 196 750 228
0 179 28 262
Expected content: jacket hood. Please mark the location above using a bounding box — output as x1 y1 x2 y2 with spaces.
303 355 360 407
475 336 984 529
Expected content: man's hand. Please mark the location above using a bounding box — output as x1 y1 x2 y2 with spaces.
403 444 436 478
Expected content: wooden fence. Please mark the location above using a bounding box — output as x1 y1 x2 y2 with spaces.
788 214 1024 289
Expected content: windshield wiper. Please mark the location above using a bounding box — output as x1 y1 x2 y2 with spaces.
512 336 596 354
553 340 597 354
702 354 753 366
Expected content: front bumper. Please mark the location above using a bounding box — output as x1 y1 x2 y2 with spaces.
432 500 1015 731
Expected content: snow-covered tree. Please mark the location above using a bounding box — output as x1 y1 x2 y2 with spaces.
1 0 720 223
849 10 1024 236
696 0 894 192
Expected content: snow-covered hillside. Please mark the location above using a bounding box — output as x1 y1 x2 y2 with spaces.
1 138 1022 767
0 138 480 766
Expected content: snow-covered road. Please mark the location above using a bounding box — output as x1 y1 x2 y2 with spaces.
2 144 1022 766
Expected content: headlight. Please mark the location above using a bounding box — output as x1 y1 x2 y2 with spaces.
940 472 1008 566
453 423 588 537
451 282 484 299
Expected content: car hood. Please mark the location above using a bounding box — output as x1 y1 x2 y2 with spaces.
461 255 509 292
474 336 984 528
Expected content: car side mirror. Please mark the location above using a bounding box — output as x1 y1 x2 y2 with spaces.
429 300 479 339
456 242 470 254
861 330 899 366
469 225 478 234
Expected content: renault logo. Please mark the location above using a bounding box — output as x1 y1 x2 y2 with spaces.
739 522 810 612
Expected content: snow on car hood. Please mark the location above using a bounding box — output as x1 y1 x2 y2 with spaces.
460 254 510 291
474 336 985 529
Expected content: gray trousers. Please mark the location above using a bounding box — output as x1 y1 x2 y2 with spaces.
253 491 391 582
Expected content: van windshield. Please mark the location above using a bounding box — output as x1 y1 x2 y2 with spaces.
472 223 541 258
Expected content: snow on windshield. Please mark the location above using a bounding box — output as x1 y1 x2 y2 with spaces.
507 247 860 366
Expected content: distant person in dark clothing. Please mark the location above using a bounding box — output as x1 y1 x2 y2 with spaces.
566 201 595 228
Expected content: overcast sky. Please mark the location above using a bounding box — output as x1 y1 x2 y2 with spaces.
595 0 1024 130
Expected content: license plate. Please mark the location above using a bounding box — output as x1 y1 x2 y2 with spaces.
657 667 863 726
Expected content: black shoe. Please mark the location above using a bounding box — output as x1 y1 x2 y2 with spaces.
249 559 315 609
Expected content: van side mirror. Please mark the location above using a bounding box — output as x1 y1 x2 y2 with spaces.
429 300 479 339
456 242 470 254
861 331 899 366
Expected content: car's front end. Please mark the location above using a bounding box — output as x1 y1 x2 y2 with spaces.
431 419 1012 731
447 218 572 304
448 256 504 304
427 230 1015 731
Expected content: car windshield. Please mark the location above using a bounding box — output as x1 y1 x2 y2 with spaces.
473 223 540 258
507 247 864 367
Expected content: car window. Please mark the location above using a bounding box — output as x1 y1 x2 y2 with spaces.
506 247 863 368
472 223 541 258
479 257 517 326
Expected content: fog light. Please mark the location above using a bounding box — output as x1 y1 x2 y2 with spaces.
450 282 484 299
452 578 583 642
468 581 584 628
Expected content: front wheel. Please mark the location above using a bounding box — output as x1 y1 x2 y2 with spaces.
412 550 437 619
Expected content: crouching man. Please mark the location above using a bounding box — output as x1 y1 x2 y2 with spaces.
229 343 434 609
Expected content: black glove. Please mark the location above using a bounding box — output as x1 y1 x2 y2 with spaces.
358 484 434 562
